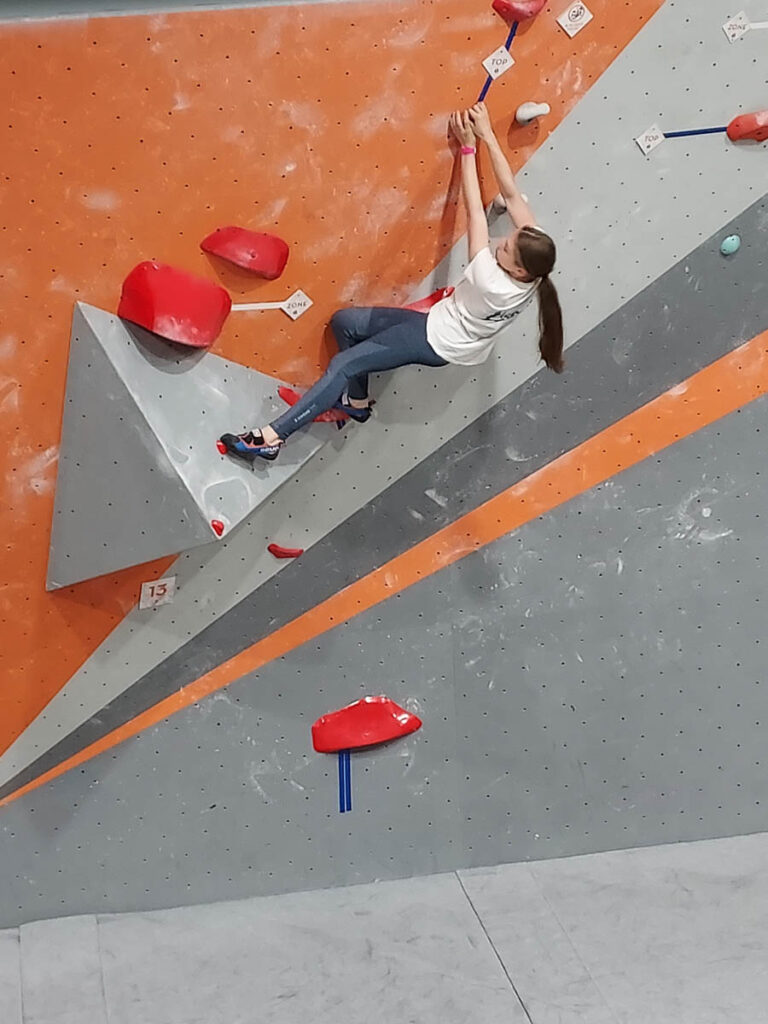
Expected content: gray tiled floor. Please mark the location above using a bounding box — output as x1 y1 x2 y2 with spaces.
3 832 768 1024
0 930 21 1024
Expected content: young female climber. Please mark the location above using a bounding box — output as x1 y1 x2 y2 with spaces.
218 102 563 463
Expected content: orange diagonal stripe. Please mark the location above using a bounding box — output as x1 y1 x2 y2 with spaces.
3 329 768 809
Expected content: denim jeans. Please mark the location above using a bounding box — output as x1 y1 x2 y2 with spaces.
269 307 448 441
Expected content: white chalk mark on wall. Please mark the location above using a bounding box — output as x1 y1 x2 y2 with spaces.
5 445 59 499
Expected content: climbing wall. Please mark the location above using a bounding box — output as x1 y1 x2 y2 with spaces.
0 0 276 16
3 0 768 928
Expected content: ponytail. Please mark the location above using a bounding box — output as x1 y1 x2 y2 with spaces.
517 227 564 374
537 275 564 373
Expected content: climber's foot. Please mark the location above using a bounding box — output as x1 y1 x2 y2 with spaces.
334 398 374 423
217 430 281 462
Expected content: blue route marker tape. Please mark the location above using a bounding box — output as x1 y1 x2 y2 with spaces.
338 750 352 813
663 126 727 139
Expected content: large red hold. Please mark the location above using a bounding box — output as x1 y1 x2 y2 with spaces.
727 110 768 143
201 226 289 279
492 0 547 24
404 287 454 313
118 262 232 347
312 696 422 753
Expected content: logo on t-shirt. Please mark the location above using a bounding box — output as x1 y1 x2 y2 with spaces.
484 308 522 323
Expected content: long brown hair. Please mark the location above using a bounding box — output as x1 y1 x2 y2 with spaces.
518 226 564 373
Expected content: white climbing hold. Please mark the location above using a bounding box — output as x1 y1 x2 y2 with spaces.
516 102 551 125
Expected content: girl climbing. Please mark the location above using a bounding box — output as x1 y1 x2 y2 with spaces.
219 102 563 463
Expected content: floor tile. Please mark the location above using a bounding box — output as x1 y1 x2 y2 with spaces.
99 872 528 1024
528 834 768 1024
460 864 619 1024
20 915 106 1024
0 929 22 1024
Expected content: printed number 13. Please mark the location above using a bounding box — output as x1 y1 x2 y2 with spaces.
149 583 167 598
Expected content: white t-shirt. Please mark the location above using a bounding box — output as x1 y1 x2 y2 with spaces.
426 246 538 366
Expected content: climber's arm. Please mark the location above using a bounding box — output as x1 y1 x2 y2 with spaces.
460 149 490 260
469 103 536 229
486 135 536 228
449 109 490 259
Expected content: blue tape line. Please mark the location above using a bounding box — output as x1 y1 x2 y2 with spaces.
338 750 352 813
477 22 518 103
663 127 727 139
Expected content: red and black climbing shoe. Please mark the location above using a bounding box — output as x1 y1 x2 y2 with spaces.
217 431 281 462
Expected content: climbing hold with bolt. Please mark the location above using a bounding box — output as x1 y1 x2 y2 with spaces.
720 234 741 256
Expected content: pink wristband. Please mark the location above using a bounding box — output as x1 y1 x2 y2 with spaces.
461 145 476 155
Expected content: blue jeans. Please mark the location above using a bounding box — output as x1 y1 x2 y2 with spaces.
269 307 448 441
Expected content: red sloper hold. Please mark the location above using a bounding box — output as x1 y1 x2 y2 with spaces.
312 696 422 753
492 0 547 24
404 286 455 313
118 262 232 347
201 226 289 279
727 111 768 143
267 543 304 559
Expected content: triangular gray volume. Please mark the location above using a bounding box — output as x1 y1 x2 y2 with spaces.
76 304 327 528
47 305 327 589
47 306 214 589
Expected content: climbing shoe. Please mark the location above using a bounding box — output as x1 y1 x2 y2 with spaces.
217 431 281 462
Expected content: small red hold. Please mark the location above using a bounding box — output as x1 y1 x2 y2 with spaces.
211 519 225 537
118 262 231 347
268 543 304 559
216 440 227 455
727 110 768 143
312 696 422 753
201 226 289 279
404 287 455 313
278 384 349 423
492 0 546 25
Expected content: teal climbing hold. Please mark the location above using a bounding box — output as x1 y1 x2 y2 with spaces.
720 234 741 256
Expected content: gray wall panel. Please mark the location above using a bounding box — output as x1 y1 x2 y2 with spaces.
0 587 463 925
2 397 768 926
454 405 768 864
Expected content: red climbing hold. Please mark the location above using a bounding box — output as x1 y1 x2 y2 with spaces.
492 0 546 24
216 440 227 455
268 543 304 559
201 227 289 279
312 696 422 753
211 519 225 537
118 262 231 347
278 385 349 423
404 286 455 313
727 110 768 143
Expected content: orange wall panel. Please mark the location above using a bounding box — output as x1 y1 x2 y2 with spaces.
0 0 663 755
